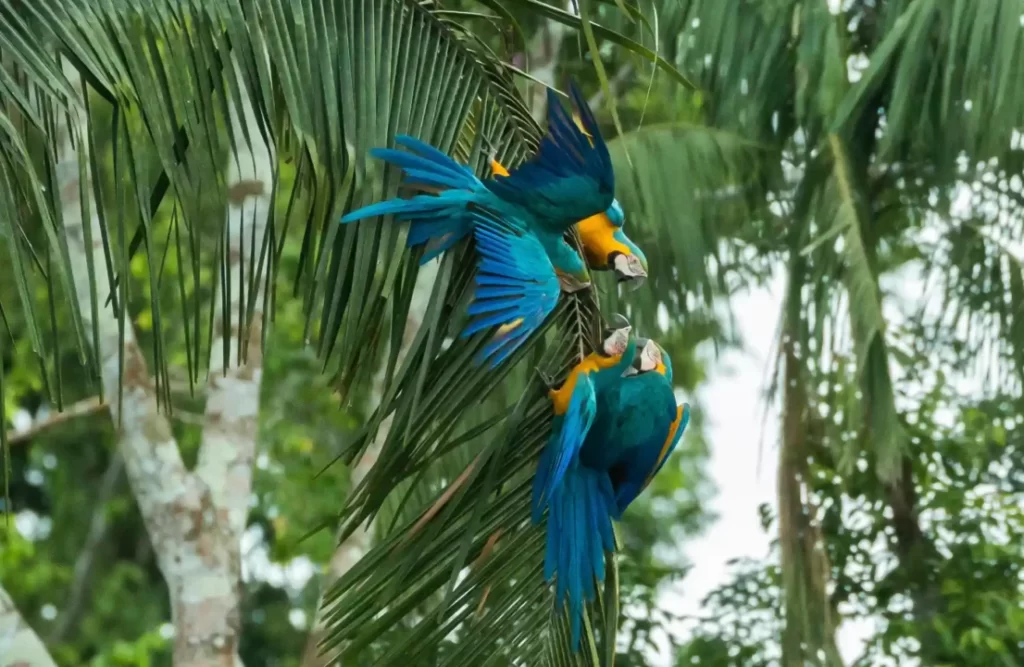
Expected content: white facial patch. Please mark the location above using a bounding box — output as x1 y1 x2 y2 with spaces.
641 340 661 371
602 327 632 356
613 253 645 278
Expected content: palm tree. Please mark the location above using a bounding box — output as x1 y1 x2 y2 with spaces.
0 1 749 665
583 1 1024 664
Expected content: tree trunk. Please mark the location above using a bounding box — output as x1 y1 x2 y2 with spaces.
54 55 272 667
0 583 59 667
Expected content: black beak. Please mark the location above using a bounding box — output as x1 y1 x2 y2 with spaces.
631 336 650 370
601 313 630 339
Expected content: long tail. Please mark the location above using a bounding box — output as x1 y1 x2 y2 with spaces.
340 135 483 263
541 463 616 649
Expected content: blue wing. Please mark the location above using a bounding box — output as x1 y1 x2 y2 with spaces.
531 372 597 523
581 372 676 516
340 135 484 263
483 81 615 231
460 210 561 368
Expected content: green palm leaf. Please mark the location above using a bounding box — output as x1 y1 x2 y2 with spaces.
598 120 776 340
0 0 699 660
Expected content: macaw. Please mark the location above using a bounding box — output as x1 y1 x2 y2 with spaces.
490 160 647 287
340 82 617 367
533 330 690 647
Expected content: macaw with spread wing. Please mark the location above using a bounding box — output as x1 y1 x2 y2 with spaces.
340 82 621 367
532 328 691 647
491 159 647 287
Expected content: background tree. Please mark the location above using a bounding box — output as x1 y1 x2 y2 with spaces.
0 0 724 665
4 0 1023 665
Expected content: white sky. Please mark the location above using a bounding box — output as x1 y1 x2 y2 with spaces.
647 270 876 666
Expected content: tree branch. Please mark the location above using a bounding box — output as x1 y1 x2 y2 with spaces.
57 56 269 667
5 397 108 445
47 454 125 644
0 583 58 667
5 397 205 446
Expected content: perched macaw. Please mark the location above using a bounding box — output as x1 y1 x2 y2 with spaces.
340 82 616 367
490 160 647 286
533 330 690 647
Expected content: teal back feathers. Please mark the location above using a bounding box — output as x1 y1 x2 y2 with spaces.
484 81 616 233
535 339 688 649
339 133 595 368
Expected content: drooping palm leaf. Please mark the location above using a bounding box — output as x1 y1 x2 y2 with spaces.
0 0 700 659
318 295 621 665
598 120 777 341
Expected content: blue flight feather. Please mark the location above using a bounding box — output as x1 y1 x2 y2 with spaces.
339 133 579 370
650 403 690 481
482 81 615 231
530 374 597 523
461 213 561 368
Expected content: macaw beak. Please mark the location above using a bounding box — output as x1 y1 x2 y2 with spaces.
600 317 632 357
600 313 630 344
638 339 662 372
611 252 647 291
630 337 650 372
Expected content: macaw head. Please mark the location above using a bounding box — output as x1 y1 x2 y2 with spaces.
599 313 632 357
489 158 646 289
630 336 672 383
576 201 648 290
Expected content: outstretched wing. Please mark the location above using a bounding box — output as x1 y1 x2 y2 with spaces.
483 81 615 231
340 135 485 263
531 370 598 522
460 210 561 368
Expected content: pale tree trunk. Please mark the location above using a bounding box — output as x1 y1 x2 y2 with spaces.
301 261 439 666
0 584 59 667
0 58 273 667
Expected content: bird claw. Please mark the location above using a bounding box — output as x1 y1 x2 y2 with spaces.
534 366 556 391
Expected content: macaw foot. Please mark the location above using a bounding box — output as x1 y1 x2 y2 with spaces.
534 366 557 391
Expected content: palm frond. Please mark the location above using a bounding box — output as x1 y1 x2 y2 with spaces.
598 120 776 340
819 135 905 482
1 0 695 658
318 297 616 665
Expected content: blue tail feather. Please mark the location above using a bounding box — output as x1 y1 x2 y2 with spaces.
543 464 616 650
340 135 485 261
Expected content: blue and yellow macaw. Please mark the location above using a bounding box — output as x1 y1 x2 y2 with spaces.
340 82 618 367
490 160 647 287
532 329 690 647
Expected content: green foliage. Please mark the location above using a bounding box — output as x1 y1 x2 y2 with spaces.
0 1 718 664
6 0 1022 665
